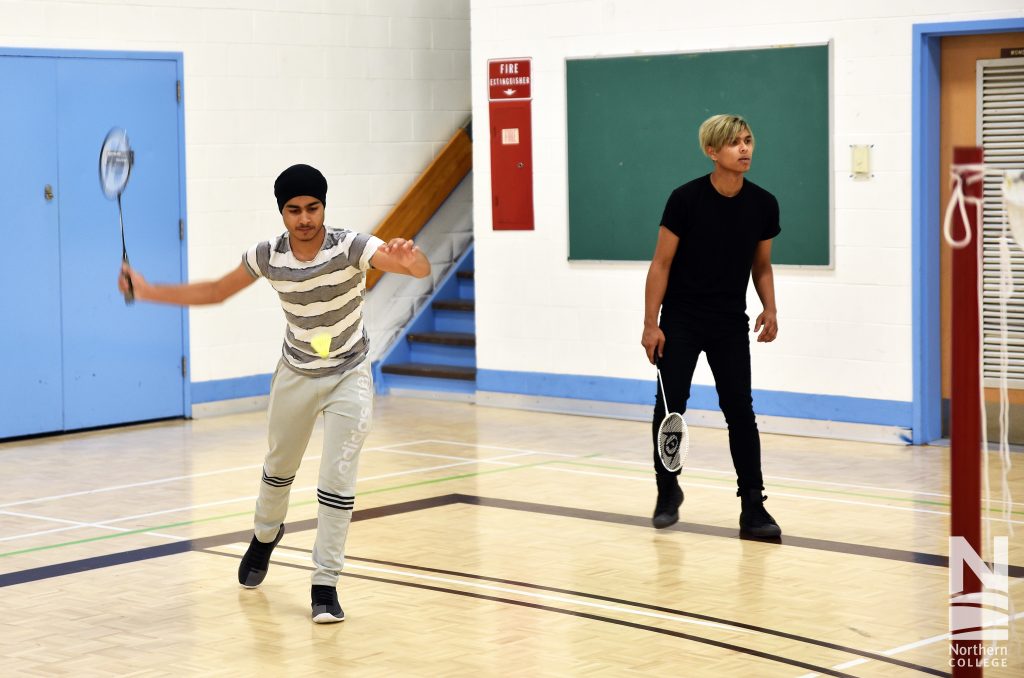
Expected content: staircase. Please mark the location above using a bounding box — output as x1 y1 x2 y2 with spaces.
374 248 476 398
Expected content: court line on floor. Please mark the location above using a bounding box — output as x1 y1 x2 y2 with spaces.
794 610 1024 677
0 441 429 510
604 457 975 498
2 438 1018 568
337 571 864 677
0 439 560 514
273 546 949 677
243 544 748 633
0 453 574 557
0 489 1011 675
537 463 1024 525
417 440 1024 510
0 509 185 542
202 547 859 678
7 491 1021 582
456 494 1024 577
601 456 1024 509
5 435 990 543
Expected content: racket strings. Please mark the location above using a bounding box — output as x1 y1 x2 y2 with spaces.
655 358 688 472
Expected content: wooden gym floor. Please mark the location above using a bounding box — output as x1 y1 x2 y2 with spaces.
1 395 1022 677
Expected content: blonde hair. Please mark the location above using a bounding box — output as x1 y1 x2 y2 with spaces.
698 114 754 158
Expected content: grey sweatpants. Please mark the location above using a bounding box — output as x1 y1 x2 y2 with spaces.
253 359 373 587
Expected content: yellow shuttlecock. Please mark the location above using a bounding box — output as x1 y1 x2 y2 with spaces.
311 333 332 358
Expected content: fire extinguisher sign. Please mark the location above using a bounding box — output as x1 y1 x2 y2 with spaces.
488 58 532 101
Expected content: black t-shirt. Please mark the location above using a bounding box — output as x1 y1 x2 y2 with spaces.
659 174 780 323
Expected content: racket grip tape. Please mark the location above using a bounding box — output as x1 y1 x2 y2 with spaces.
122 256 135 305
123 273 135 304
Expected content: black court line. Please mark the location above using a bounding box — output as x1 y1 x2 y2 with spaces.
266 548 946 678
0 495 460 588
453 494 1024 578
0 492 976 676
202 549 861 678
3 492 1021 588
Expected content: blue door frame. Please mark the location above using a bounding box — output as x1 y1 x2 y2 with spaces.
912 18 1024 444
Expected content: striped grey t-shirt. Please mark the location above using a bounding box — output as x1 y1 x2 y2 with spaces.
242 228 384 377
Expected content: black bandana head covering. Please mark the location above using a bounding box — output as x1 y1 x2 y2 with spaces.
274 164 327 212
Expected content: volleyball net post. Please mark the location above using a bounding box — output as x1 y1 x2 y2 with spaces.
948 146 984 678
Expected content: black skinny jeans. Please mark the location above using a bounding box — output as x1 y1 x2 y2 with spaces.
652 315 764 492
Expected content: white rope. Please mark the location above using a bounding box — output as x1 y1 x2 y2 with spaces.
942 163 1021 550
944 163 1023 640
942 163 986 249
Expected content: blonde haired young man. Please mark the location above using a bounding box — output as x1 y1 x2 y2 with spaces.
641 114 781 538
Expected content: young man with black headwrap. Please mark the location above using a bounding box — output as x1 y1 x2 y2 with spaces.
120 164 430 622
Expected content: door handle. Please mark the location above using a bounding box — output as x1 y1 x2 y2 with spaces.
44 184 54 201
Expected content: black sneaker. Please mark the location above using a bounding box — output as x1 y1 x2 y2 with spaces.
652 477 684 529
237 524 285 588
739 489 781 538
311 585 345 623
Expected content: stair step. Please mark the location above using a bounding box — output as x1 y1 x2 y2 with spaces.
457 270 474 280
432 299 475 312
407 331 475 347
380 363 477 381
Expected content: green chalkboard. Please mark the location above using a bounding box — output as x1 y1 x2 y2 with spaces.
566 45 830 265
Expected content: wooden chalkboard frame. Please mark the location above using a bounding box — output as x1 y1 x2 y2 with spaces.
566 43 833 267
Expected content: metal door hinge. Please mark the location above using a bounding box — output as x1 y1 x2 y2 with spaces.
176 80 182 103
181 356 187 376
179 219 184 240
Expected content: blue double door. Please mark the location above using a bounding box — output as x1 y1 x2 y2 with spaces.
0 54 186 438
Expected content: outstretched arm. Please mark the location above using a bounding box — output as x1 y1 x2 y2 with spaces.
119 262 257 306
751 239 778 343
370 238 431 278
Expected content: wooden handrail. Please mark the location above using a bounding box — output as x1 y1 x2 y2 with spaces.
366 121 473 289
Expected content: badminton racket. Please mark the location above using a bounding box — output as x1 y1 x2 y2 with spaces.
655 354 688 473
99 127 135 304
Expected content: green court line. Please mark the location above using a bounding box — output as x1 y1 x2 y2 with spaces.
0 456 578 559
558 460 1024 517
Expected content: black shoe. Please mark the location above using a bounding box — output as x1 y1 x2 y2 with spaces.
238 524 285 588
652 477 684 529
739 489 781 538
311 585 345 623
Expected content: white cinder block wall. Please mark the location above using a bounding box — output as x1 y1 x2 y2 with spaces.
469 0 1022 436
0 0 470 384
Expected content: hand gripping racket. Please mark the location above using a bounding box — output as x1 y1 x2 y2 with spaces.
99 127 135 304
655 354 688 473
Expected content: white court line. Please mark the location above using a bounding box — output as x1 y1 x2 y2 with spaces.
419 444 1019 507
587 456 1024 507
539 466 1024 526
366 447 523 464
223 544 751 635
414 439 581 458
0 509 185 542
0 451 538 545
0 441 432 511
793 610 1024 678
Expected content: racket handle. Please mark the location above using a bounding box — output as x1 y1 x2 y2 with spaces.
123 273 135 304
122 256 135 305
